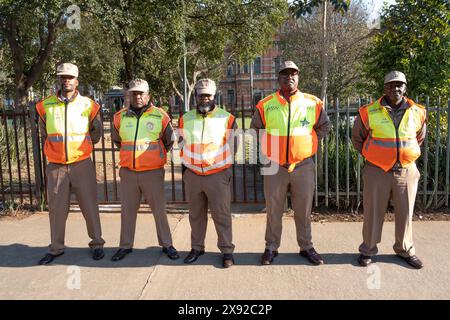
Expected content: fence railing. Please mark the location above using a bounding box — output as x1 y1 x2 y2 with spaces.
0 96 448 211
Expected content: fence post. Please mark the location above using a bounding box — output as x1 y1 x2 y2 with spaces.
29 102 44 208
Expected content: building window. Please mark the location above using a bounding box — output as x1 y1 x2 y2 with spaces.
274 56 282 73
227 63 234 77
243 64 249 73
237 63 241 74
227 90 235 107
254 57 261 74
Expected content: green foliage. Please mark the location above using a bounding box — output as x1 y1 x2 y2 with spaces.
34 14 124 96
290 0 350 17
364 0 450 98
281 0 373 99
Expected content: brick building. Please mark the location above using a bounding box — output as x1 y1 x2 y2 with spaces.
217 39 283 112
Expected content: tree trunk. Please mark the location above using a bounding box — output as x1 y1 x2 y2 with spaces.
14 84 28 113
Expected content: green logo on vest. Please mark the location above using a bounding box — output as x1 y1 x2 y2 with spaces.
300 118 310 127
266 105 280 112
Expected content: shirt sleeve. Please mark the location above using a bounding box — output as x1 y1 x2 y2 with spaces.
39 117 47 141
314 107 331 140
162 121 175 152
250 108 265 130
416 122 426 147
89 113 103 145
112 120 121 149
351 114 369 154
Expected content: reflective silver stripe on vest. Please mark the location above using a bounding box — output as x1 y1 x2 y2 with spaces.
121 143 159 151
47 135 91 142
370 139 417 148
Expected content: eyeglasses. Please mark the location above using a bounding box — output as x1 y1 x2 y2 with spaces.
279 71 299 78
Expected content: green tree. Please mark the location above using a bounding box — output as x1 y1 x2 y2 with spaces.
364 0 450 97
35 13 124 97
282 0 374 99
0 0 73 111
290 0 350 16
91 0 184 84
172 0 288 108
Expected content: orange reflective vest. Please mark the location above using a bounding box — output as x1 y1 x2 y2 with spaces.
36 92 99 164
113 106 169 171
179 107 234 175
359 97 426 172
256 90 323 167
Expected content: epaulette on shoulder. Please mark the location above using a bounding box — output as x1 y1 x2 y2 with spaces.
302 92 321 102
259 94 275 105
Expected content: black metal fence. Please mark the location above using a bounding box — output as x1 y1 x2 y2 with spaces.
0 96 449 211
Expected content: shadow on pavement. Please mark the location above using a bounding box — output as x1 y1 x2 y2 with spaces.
0 244 410 269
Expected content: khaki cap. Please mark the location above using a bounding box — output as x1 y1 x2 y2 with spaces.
279 61 299 73
128 79 149 93
195 78 216 96
384 71 407 84
56 63 78 77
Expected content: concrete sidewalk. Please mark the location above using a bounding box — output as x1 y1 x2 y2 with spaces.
0 213 449 300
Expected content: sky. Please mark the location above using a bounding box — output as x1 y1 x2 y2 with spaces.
363 0 398 19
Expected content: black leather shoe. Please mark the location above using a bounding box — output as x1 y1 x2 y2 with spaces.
92 248 105 260
261 249 278 265
162 246 180 260
358 254 372 267
183 249 205 264
38 252 64 265
111 248 132 261
222 254 234 268
397 254 424 269
300 248 324 265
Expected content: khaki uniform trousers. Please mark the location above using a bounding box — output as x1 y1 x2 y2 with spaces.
46 158 105 255
264 161 315 251
359 163 420 257
119 167 173 249
183 167 235 254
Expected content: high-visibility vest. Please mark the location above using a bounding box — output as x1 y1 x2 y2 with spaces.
256 90 322 167
180 107 234 175
36 92 99 164
359 97 426 172
113 106 169 171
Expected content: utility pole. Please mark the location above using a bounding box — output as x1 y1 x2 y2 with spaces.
320 1 328 103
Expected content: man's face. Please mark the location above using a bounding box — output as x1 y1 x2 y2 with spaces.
58 75 78 93
278 68 299 92
196 93 215 114
130 91 150 108
384 81 406 103
196 93 214 106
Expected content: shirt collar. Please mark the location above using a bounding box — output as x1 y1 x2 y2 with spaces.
57 90 78 103
380 96 410 111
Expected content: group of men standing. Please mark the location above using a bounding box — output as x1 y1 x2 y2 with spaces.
36 61 425 270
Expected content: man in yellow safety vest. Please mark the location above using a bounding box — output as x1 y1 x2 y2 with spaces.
179 78 237 268
111 79 179 261
251 61 331 266
352 71 426 269
36 63 105 265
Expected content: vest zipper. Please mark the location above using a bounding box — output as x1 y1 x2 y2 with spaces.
64 99 69 163
395 110 408 167
133 115 141 169
286 100 291 164
201 116 206 174
384 107 405 168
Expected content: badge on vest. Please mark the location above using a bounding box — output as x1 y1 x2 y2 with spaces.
146 122 155 131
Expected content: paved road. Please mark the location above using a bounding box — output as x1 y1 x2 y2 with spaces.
0 213 449 299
